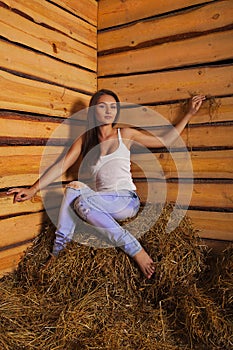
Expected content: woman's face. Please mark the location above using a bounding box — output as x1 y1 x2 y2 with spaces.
95 94 118 125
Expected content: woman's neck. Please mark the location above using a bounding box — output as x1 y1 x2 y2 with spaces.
97 124 117 140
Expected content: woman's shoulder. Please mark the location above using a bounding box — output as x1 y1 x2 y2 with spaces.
118 127 138 149
119 127 135 139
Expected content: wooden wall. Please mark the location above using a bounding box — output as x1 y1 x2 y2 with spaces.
98 0 233 240
0 0 97 275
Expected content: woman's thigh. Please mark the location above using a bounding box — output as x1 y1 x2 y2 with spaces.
81 190 140 221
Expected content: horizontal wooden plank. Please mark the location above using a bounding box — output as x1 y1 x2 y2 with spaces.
0 70 91 117
0 191 45 217
0 212 44 248
0 146 54 188
2 180 232 218
98 65 233 105
118 96 233 126
98 1 232 51
131 150 233 179
53 0 97 26
0 185 66 217
3 0 97 48
0 145 230 190
144 96 233 125
0 114 86 139
3 115 233 148
1 122 233 189
136 181 233 209
1 95 232 141
1 94 232 140
180 124 233 148
98 0 214 29
0 149 71 189
0 243 31 277
188 210 233 240
1 7 96 71
0 40 96 93
1 147 232 190
1 173 40 190
0 116 64 139
2 145 233 191
0 145 81 188
99 30 233 76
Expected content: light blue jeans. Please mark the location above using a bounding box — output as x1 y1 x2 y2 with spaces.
52 183 142 257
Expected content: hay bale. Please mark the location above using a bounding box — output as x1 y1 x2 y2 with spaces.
0 203 232 350
203 244 233 316
174 286 232 349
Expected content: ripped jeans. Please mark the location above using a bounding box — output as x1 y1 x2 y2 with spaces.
52 182 142 257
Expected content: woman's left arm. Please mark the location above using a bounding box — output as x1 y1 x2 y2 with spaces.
127 95 205 148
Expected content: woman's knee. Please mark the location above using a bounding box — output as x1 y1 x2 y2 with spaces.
74 195 91 221
65 181 88 190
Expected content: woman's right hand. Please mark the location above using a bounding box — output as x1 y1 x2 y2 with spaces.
7 187 38 203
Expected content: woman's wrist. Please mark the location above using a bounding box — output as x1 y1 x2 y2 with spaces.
183 112 193 121
30 184 39 194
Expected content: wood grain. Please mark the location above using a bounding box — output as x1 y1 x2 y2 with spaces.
0 145 81 188
118 96 233 126
131 149 233 179
0 243 32 277
0 114 86 139
98 65 233 105
1 40 96 93
98 1 232 51
98 0 215 29
1 131 232 189
0 192 45 217
0 70 91 117
0 212 44 248
2 0 97 47
1 95 232 141
98 30 233 76
53 0 97 26
1 6 96 71
143 96 233 125
136 181 233 209
188 210 233 240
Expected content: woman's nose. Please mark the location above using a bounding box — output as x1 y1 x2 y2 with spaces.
106 105 111 113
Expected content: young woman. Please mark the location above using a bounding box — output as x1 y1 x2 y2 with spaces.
7 89 205 279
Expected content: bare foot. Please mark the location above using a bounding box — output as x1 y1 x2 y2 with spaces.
133 248 155 279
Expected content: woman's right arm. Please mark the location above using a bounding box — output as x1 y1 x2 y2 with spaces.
7 136 83 203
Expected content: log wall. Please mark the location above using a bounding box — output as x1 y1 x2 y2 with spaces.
98 0 233 240
0 0 97 275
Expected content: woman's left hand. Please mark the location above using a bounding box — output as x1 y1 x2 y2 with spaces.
188 95 206 116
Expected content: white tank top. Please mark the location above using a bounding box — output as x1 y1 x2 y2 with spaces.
90 129 136 192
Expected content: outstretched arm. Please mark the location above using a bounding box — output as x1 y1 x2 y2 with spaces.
125 95 205 148
7 136 83 202
161 95 205 146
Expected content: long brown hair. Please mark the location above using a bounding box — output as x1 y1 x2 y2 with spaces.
82 89 120 163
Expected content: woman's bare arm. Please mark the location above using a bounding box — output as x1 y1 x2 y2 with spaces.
124 95 205 148
7 136 83 202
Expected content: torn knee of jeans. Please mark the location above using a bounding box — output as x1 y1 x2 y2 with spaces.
74 197 90 221
66 181 88 190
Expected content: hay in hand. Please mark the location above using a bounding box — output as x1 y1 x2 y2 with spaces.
0 203 232 349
